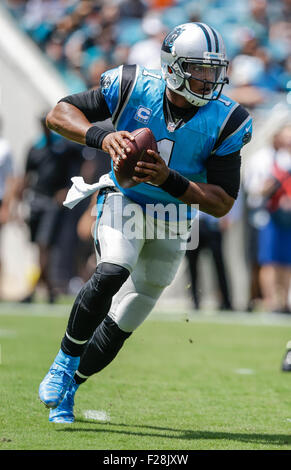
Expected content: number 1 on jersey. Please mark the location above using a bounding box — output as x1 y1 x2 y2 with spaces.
157 139 174 166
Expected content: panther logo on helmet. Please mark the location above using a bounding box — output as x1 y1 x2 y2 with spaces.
163 26 186 51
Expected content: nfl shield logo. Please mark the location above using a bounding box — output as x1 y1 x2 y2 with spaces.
167 122 176 132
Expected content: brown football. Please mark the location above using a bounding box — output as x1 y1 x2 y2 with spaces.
113 127 158 188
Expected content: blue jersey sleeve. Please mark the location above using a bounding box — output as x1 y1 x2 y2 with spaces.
214 104 252 156
100 67 121 116
215 118 252 156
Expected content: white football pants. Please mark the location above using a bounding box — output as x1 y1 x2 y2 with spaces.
94 190 191 332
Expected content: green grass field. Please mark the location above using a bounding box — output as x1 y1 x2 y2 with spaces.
1 303 291 450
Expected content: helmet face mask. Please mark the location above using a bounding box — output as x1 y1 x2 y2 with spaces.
161 23 229 107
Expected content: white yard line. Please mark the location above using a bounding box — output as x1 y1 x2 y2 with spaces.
83 410 110 422
234 368 255 375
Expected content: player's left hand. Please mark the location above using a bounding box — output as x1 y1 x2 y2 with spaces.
132 150 170 186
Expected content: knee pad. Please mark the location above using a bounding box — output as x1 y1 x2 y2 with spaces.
90 262 130 298
71 262 129 321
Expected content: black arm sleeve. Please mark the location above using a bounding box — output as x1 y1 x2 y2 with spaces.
206 151 241 199
58 88 111 123
59 88 114 149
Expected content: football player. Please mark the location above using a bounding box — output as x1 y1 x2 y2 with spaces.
38 23 252 423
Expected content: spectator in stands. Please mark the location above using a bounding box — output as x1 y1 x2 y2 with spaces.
85 58 110 89
227 51 276 108
127 12 168 69
21 0 75 45
149 0 175 9
119 0 148 19
0 117 15 300
281 0 291 20
251 123 291 313
244 0 270 45
4 0 27 20
5 0 290 106
242 131 284 312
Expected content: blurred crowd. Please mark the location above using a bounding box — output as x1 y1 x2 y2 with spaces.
4 0 291 101
1 0 291 312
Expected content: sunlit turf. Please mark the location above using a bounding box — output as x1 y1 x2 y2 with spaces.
1 303 291 450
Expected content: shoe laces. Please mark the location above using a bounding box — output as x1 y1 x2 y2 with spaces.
49 368 72 383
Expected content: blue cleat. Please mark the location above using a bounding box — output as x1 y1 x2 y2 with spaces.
49 380 79 423
38 349 80 409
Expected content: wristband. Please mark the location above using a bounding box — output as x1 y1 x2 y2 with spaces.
85 126 111 149
159 169 190 198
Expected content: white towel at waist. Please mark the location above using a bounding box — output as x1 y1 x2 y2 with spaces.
63 173 115 209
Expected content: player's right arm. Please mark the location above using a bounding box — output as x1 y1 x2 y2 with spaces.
46 101 91 145
46 88 134 163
